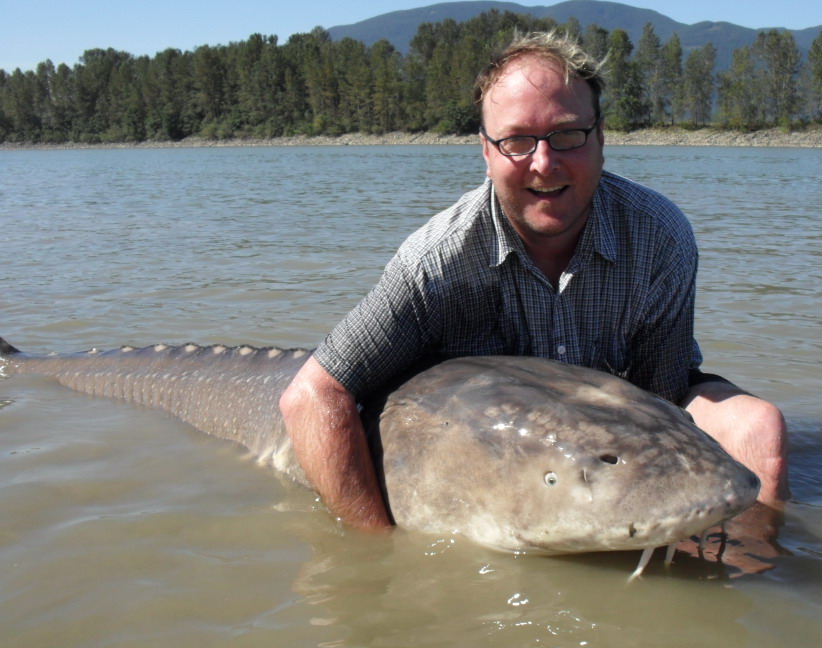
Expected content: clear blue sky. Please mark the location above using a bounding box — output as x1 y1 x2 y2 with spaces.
2 0 821 73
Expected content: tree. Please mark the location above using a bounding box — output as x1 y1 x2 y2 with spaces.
0 9 819 142
193 44 231 133
582 23 609 64
371 40 405 133
422 19 461 130
33 61 57 138
0 71 9 141
333 38 373 133
717 45 763 129
635 23 661 125
73 48 134 140
1 69 41 141
144 48 196 140
297 28 339 135
232 34 284 136
717 30 800 129
682 43 716 126
47 62 77 141
752 30 801 127
562 17 582 41
104 55 146 141
659 34 683 125
442 31 486 133
603 30 643 130
804 31 822 121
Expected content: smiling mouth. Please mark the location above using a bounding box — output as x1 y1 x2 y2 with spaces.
528 185 567 197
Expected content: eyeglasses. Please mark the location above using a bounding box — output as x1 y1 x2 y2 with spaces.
480 118 602 156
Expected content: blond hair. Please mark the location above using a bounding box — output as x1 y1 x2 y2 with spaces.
473 31 606 122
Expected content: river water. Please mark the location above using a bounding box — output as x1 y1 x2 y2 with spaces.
1 143 820 647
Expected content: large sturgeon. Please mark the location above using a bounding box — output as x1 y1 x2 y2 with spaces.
0 337 759 578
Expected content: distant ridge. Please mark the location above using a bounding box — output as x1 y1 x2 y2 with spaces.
326 0 822 70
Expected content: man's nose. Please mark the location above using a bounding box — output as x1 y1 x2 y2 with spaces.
530 139 558 174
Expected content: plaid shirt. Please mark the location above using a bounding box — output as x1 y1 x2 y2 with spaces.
314 171 702 404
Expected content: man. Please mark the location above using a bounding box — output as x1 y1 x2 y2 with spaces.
279 32 788 533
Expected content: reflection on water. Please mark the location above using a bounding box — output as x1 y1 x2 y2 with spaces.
1 145 821 647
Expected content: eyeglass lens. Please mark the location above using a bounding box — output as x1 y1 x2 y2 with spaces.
500 129 587 155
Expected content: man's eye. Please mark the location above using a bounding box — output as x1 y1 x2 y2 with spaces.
502 137 534 153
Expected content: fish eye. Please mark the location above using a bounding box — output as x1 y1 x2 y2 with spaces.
544 471 558 486
599 454 619 465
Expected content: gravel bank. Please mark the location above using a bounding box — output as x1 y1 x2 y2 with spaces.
3 127 822 150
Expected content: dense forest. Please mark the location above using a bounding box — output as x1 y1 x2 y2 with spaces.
1 10 821 144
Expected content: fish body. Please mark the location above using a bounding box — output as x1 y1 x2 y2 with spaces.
0 338 759 564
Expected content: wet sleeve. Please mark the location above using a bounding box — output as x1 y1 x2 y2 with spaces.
312 253 441 400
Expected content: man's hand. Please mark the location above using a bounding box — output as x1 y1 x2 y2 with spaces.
673 502 786 577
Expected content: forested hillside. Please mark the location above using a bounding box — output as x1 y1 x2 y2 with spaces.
327 0 822 68
2 10 821 144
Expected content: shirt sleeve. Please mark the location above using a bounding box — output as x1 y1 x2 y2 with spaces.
625 212 699 404
312 252 441 400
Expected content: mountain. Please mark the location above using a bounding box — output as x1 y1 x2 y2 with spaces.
326 0 822 70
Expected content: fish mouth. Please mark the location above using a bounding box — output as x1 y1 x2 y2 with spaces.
627 496 756 582
633 493 757 548
628 503 750 582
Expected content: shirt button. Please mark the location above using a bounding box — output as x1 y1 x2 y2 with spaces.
557 345 567 355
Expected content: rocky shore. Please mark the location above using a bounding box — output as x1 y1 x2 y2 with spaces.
3 126 822 150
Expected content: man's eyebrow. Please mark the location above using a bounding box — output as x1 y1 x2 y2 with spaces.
497 117 592 136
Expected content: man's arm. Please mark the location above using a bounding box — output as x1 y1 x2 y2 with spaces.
682 379 789 505
627 218 788 504
279 356 393 531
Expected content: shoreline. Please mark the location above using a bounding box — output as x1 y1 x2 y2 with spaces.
2 126 822 150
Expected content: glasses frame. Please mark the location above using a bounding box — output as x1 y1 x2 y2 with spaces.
480 117 603 156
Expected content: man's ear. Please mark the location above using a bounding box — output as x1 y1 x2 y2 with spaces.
480 132 493 178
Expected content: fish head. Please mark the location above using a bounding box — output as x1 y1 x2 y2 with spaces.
375 356 760 554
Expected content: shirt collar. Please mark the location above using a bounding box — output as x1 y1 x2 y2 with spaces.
489 183 522 267
587 176 618 264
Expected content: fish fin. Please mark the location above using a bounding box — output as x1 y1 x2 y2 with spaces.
664 542 677 566
0 337 21 356
628 546 656 582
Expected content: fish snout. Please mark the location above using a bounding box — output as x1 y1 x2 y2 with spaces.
723 468 761 514
661 468 761 543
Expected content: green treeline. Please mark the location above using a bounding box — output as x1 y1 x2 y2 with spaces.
2 10 821 144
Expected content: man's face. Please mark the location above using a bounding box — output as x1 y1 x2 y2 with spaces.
481 56 605 254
